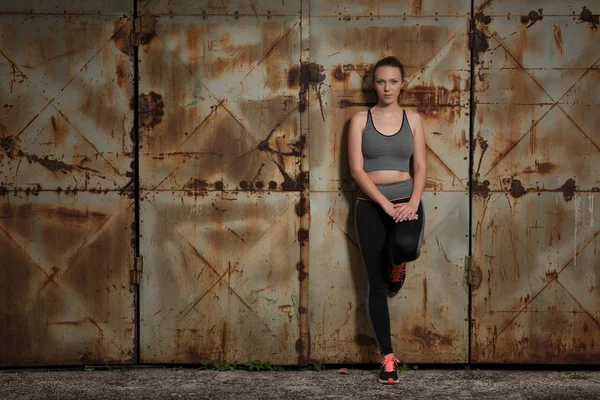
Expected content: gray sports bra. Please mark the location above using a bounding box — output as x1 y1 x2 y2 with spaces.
362 109 414 172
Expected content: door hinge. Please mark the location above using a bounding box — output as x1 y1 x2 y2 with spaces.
465 256 479 287
131 16 143 47
130 256 143 289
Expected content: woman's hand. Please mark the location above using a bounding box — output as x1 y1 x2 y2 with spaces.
392 202 419 223
382 201 418 223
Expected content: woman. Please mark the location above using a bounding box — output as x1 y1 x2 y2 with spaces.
348 56 426 385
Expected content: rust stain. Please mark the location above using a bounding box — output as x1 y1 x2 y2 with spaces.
521 9 543 28
580 7 599 29
475 12 492 25
558 178 576 201
297 229 309 246
331 65 348 82
301 62 326 120
472 24 490 64
288 65 300 88
553 25 564 56
137 92 164 129
522 161 556 174
473 179 491 199
295 195 307 217
215 181 224 191
412 327 452 347
268 181 277 190
116 58 128 90
475 135 489 177
183 179 208 192
509 179 526 198
0 135 20 157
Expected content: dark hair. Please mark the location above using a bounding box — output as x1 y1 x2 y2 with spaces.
373 56 405 81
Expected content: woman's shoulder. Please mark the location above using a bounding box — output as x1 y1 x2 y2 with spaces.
350 110 369 125
404 109 423 130
404 108 422 120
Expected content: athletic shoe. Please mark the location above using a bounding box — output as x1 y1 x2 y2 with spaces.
378 353 400 384
388 261 407 296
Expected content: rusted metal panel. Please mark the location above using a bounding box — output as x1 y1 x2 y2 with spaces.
0 11 135 366
0 0 131 14
0 15 134 191
139 0 300 15
309 192 469 363
138 15 302 192
312 0 470 17
472 193 600 363
472 10 600 363
475 1 599 17
139 191 300 364
307 12 470 363
0 192 135 366
309 17 470 193
138 10 305 364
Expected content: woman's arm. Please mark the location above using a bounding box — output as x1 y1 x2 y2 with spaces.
394 111 427 221
408 112 427 207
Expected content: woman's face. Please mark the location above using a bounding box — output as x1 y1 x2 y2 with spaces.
374 66 403 105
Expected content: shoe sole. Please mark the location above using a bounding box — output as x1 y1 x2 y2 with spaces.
378 378 399 385
387 291 399 297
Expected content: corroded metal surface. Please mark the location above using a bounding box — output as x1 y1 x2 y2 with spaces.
0 11 135 366
308 13 470 363
139 0 300 15
472 4 600 363
138 15 302 192
312 0 470 16
139 191 300 364
0 192 135 366
0 0 131 14
137 10 305 363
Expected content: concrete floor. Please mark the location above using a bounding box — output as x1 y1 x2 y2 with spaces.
2 367 600 399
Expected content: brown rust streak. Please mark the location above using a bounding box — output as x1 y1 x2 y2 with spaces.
553 25 563 56
479 229 600 355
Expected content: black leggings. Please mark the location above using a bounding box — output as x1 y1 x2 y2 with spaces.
355 197 424 356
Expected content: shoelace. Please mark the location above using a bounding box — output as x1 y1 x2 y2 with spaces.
389 262 406 282
382 354 400 372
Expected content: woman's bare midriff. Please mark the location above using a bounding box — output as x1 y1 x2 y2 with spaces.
367 170 411 184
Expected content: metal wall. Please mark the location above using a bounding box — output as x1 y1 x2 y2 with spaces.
0 2 136 365
471 1 600 363
137 0 470 364
2 0 598 367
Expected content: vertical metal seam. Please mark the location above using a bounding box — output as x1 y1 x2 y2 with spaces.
298 0 311 365
133 0 141 366
467 0 475 366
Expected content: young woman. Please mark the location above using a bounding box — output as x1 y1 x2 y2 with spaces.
348 56 427 384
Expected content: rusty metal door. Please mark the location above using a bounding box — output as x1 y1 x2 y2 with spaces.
308 1 471 363
0 2 137 365
137 0 471 364
471 1 600 363
137 1 306 364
